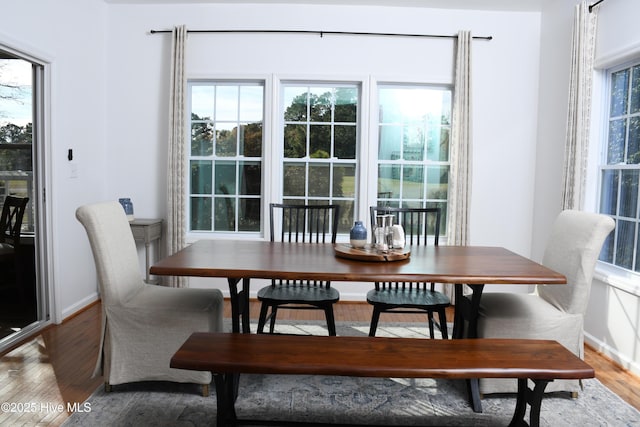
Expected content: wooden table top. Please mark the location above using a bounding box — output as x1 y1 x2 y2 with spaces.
171 332 594 380
150 240 566 285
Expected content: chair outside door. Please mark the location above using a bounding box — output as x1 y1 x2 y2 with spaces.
256 203 341 336
0 196 29 291
367 206 450 338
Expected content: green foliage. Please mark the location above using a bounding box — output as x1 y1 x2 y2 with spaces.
0 121 32 170
282 88 357 203
0 122 32 144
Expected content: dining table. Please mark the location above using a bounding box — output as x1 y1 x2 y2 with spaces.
150 239 566 413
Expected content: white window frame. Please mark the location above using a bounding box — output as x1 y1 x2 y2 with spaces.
373 82 452 227
276 80 362 235
186 77 271 242
589 60 640 297
185 74 451 243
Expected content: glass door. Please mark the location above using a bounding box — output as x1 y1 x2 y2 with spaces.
0 49 47 350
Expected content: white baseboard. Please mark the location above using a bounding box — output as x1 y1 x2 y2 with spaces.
585 332 640 377
60 292 100 322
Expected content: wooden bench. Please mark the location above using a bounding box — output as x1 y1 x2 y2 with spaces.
171 333 594 427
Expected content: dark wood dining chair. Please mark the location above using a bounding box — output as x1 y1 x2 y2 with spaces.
0 196 30 288
256 203 341 336
367 206 450 339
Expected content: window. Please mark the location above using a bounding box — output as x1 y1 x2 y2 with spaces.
188 82 264 233
376 85 451 233
187 78 451 239
599 62 640 272
281 84 358 233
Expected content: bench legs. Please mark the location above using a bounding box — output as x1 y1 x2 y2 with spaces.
509 378 551 427
214 373 238 427
213 373 552 427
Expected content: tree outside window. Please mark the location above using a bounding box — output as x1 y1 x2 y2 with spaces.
599 63 640 273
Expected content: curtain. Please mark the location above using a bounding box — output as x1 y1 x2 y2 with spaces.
562 1 598 210
445 30 473 300
167 25 188 288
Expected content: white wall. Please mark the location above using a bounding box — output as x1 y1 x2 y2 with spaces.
530 0 574 261
105 3 542 298
3 1 543 315
533 0 640 376
1 0 109 320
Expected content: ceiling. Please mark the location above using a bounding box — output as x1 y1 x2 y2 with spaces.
103 0 545 12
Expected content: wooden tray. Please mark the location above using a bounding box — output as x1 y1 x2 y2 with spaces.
333 244 411 262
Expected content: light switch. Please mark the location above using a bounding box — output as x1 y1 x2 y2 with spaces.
69 162 78 179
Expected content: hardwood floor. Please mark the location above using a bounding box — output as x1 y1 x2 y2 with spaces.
1 300 639 426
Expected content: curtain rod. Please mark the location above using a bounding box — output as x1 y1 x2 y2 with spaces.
149 29 492 40
589 0 606 12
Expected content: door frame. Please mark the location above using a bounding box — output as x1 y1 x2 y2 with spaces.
0 34 54 352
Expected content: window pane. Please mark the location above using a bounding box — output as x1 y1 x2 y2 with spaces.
191 197 212 231
283 87 308 121
215 161 236 195
335 87 357 122
191 85 214 120
600 170 619 215
238 198 260 232
631 65 640 114
620 170 639 218
427 166 449 200
404 124 425 161
240 123 262 157
607 119 626 164
309 163 330 197
191 122 213 156
334 125 356 159
284 124 307 158
239 162 261 195
309 88 332 122
239 86 263 122
333 164 356 198
216 123 237 157
629 116 640 164
216 86 238 121
334 199 355 234
309 124 331 158
599 232 614 263
428 201 448 236
610 69 629 117
283 163 306 196
403 165 424 199
378 164 400 199
615 220 635 269
214 198 235 231
427 124 450 162
379 126 402 160
190 160 212 194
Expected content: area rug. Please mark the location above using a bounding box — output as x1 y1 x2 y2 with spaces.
62 322 640 427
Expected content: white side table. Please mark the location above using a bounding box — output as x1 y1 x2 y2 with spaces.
129 218 163 284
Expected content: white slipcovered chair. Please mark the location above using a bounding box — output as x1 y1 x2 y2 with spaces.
76 201 224 395
477 210 615 396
